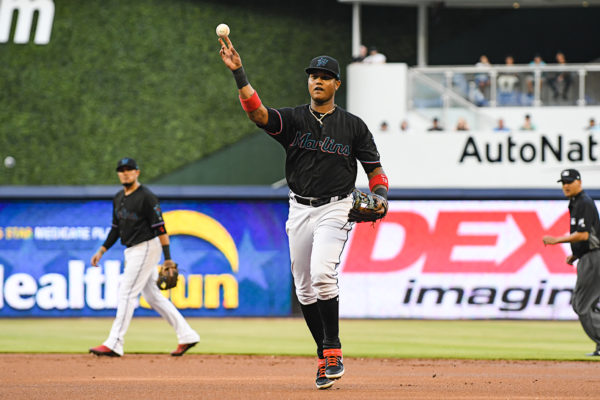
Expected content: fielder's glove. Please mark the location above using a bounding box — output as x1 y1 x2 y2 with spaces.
348 189 388 223
156 260 179 290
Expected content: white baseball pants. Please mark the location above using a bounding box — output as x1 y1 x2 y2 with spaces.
286 194 354 305
103 237 200 355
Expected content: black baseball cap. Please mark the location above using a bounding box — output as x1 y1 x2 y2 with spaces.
557 168 581 183
305 55 341 80
116 157 139 171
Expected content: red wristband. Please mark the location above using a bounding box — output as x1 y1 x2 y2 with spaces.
239 91 262 112
369 173 389 192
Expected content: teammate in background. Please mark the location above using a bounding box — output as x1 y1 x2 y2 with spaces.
218 37 388 389
89 158 200 357
542 169 600 356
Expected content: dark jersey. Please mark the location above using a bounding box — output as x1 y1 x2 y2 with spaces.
568 190 600 258
259 105 381 198
102 185 167 249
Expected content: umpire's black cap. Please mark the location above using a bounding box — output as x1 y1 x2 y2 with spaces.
557 168 581 183
305 55 341 80
116 157 139 171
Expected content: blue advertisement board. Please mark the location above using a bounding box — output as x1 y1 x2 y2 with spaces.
0 199 291 317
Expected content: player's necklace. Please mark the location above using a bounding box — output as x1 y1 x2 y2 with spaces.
309 105 336 127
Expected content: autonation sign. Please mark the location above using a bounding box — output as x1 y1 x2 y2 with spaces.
355 131 600 189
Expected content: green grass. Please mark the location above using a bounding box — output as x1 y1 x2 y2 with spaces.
0 318 594 361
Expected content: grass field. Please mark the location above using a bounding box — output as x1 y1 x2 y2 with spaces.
0 318 595 361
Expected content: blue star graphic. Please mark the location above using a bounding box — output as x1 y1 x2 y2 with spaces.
0 240 63 277
235 231 280 289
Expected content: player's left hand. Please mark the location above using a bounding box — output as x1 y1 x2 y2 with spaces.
348 189 388 223
566 255 577 265
542 236 558 245
156 259 179 290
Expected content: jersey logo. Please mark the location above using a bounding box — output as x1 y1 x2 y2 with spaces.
578 218 585 227
290 131 350 156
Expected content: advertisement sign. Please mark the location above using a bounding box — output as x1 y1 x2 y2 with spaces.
339 200 579 319
0 200 291 317
355 131 600 190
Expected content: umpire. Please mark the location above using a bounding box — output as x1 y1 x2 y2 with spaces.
543 169 600 356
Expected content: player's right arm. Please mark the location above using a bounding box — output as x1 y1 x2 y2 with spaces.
91 201 120 267
218 36 268 126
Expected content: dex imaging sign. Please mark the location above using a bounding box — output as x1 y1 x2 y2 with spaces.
0 0 54 44
339 200 579 320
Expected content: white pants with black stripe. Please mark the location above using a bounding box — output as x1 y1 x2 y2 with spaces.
286 195 354 305
103 237 200 355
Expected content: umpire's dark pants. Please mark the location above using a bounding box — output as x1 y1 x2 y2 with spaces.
572 250 600 349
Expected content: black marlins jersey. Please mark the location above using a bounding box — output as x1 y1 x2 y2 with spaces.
260 105 381 197
102 185 167 249
568 190 600 258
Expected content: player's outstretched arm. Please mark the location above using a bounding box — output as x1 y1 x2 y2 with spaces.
91 246 106 267
218 36 268 126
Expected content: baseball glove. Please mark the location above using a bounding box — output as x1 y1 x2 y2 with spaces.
156 260 179 290
348 189 388 223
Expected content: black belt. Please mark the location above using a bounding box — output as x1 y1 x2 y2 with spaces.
292 193 350 207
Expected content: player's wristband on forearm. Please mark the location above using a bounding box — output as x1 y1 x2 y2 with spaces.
162 245 171 260
232 66 249 89
374 187 388 200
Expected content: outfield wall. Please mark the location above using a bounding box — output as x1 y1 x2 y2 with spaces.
0 187 591 320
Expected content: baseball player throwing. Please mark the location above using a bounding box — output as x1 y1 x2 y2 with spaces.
89 158 200 357
219 37 388 389
543 169 600 356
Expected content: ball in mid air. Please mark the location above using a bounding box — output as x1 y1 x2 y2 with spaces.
4 156 15 168
216 23 230 38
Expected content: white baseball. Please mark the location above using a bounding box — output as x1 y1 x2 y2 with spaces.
4 156 15 168
216 23 230 38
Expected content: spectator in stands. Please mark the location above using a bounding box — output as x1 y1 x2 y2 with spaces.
379 121 389 132
352 45 368 63
520 114 536 131
474 55 491 91
455 117 469 131
586 118 600 131
400 119 409 132
363 46 387 64
427 117 444 131
497 55 520 106
547 51 573 101
526 54 546 97
494 118 510 132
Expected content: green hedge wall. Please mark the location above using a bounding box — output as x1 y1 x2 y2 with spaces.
0 0 361 184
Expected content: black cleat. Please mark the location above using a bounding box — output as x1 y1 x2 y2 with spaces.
89 345 120 357
170 342 198 356
316 358 334 389
323 348 344 380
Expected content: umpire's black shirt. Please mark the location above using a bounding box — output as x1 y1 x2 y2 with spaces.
569 190 600 258
102 185 167 249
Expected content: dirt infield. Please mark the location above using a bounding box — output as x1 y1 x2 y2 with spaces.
1 354 599 399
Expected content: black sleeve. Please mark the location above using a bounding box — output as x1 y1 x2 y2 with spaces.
575 201 594 233
102 199 120 249
354 118 382 174
257 107 296 147
144 190 167 235
257 107 283 134
102 226 120 250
